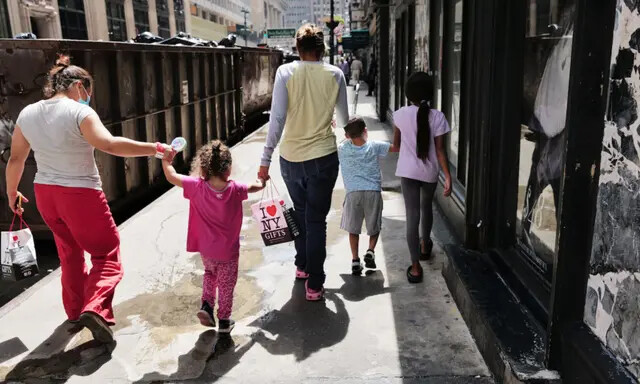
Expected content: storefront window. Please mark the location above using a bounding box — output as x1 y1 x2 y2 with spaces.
58 0 88 40
517 0 575 278
106 0 127 41
448 0 463 175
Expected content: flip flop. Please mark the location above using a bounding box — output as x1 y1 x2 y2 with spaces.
407 266 423 284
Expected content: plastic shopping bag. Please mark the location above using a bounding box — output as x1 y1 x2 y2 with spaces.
251 181 300 246
1 214 38 281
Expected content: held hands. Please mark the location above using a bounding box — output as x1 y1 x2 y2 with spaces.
7 191 28 215
248 177 266 193
155 142 176 163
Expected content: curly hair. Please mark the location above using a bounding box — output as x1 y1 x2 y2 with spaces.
191 140 233 180
44 54 93 98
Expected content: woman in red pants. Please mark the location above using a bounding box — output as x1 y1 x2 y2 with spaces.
5 55 174 343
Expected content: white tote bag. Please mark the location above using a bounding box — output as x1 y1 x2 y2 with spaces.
1 214 38 281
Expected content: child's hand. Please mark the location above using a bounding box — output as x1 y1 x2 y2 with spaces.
248 178 267 193
162 147 177 163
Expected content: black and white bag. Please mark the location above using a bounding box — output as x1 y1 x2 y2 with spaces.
1 214 39 281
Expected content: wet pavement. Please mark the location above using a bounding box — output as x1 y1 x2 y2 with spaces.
0 89 493 383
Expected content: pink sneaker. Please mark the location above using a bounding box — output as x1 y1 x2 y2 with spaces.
305 280 324 301
295 268 309 280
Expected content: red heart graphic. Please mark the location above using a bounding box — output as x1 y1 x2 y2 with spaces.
12 236 18 241
280 200 285 206
266 205 277 217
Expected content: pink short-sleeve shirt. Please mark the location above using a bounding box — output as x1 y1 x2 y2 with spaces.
182 177 248 261
393 106 451 183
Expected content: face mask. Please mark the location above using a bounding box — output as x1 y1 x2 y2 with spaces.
78 83 91 106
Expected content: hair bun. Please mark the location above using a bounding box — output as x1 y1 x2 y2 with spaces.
55 54 71 67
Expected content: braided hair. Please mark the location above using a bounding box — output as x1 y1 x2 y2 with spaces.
44 54 93 98
191 140 233 180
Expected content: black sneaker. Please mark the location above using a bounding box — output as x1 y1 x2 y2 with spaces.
218 319 235 334
364 249 376 269
79 312 114 344
197 301 216 327
352 258 363 275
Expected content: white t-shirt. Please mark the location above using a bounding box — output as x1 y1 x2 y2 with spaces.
17 98 101 190
393 106 451 183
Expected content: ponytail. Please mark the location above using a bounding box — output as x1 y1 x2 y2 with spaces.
405 72 435 161
416 100 431 161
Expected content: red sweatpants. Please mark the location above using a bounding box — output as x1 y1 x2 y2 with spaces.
35 184 122 325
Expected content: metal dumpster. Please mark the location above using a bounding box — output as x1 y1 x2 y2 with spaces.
0 40 282 237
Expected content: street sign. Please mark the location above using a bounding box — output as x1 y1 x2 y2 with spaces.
342 29 369 50
267 28 296 49
267 28 296 38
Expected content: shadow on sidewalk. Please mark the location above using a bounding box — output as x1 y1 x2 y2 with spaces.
0 337 28 365
330 270 395 302
3 321 115 382
134 330 255 383
249 282 349 362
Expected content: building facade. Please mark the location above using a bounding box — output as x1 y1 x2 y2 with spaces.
251 0 287 38
1 0 192 41
370 0 638 382
285 0 312 29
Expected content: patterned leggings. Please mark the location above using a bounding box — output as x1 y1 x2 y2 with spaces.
201 257 239 320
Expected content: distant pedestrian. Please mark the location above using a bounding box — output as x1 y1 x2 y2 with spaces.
258 23 349 301
338 117 398 275
350 57 363 89
6 54 175 343
393 72 452 284
162 140 265 333
340 58 351 86
366 53 377 96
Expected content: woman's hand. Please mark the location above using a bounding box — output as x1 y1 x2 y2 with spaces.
8 191 28 215
258 165 271 182
443 174 452 197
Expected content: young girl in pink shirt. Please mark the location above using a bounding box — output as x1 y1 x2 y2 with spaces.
162 140 265 333
393 72 452 284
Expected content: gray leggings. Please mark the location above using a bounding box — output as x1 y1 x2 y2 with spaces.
401 177 437 263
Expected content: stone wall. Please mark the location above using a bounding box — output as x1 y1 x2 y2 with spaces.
584 1 640 379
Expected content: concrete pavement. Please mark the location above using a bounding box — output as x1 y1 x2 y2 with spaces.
0 89 492 383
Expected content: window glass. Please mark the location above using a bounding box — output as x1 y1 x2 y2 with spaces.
156 0 171 38
447 0 463 175
517 0 575 278
174 0 186 32
106 0 127 41
133 0 150 35
0 0 11 38
58 0 88 40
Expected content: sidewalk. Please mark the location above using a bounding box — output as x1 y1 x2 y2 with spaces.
0 88 492 383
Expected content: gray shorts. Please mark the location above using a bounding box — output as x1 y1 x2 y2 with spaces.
340 191 383 236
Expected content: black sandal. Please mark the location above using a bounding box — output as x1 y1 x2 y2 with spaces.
407 265 423 284
420 239 434 261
